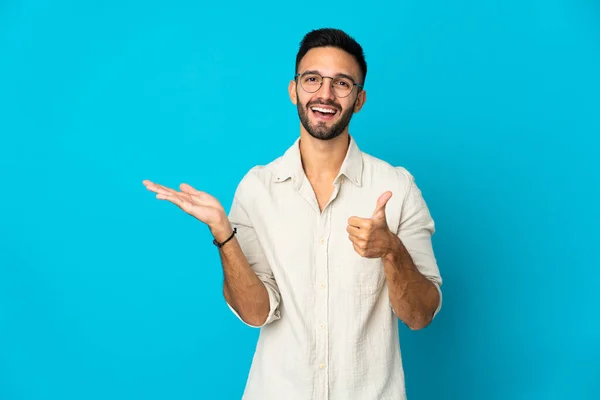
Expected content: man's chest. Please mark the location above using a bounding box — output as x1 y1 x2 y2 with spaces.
246 183 402 298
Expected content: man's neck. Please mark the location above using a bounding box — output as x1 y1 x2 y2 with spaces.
299 130 350 183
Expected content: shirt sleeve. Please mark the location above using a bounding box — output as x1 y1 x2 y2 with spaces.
396 168 443 318
226 180 282 328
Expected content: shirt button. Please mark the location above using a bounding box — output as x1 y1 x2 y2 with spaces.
320 237 326 245
319 324 325 329
320 283 325 289
319 363 326 370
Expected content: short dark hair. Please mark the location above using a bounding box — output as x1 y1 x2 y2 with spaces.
295 28 367 85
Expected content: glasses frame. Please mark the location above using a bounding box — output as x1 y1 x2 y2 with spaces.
294 72 364 98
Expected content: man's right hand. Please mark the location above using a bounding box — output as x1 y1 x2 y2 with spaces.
144 179 272 327
142 180 232 241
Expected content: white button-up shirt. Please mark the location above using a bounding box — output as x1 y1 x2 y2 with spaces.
227 136 442 400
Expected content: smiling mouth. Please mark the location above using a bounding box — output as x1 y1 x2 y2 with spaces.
310 105 339 120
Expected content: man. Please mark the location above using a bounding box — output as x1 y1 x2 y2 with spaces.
143 28 442 400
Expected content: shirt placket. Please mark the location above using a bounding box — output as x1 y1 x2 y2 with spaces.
315 206 331 400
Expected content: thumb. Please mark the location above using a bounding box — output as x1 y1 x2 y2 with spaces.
372 191 393 218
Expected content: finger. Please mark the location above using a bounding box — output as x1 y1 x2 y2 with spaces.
348 234 358 246
180 183 220 205
180 184 213 205
155 183 179 194
145 181 178 196
372 191 393 217
143 180 163 193
352 242 366 257
146 184 170 196
157 192 217 224
346 224 366 239
165 190 194 204
157 192 192 212
348 216 373 230
348 234 367 249
180 183 202 195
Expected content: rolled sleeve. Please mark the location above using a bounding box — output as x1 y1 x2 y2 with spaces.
430 281 442 318
396 168 443 318
226 280 281 328
226 181 282 328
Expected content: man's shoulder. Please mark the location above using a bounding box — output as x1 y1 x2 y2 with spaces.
360 150 415 185
234 155 285 191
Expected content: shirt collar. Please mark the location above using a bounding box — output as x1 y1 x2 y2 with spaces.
273 135 364 187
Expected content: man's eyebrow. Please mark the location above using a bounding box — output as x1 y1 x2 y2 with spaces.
300 69 359 83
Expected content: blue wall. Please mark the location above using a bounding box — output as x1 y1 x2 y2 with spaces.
1 1 598 399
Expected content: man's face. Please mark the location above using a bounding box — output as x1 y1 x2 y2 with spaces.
289 47 366 141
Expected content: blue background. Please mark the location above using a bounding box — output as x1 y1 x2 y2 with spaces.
1 0 599 399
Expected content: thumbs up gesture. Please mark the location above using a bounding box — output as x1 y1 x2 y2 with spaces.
347 191 396 258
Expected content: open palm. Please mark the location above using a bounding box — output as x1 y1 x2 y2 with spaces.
143 180 225 226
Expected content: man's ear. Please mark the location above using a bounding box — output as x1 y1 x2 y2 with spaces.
289 80 297 105
353 89 367 113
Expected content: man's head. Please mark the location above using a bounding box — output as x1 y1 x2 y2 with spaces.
289 28 367 141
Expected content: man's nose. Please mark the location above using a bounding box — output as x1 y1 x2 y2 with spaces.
315 77 336 100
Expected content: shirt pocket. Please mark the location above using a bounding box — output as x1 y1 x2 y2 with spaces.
341 252 386 297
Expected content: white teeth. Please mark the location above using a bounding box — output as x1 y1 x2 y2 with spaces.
312 107 336 114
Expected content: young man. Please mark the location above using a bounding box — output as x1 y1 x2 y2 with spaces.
144 28 442 400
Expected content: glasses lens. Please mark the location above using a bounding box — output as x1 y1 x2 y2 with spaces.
300 73 322 93
332 77 354 98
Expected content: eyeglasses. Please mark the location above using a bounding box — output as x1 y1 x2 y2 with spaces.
295 72 363 98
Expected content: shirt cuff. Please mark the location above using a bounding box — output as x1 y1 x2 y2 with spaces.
431 281 442 319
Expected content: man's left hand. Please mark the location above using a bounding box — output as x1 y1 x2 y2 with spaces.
347 191 396 258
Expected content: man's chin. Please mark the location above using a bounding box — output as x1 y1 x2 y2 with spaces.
308 116 337 128
299 111 348 141
307 127 343 141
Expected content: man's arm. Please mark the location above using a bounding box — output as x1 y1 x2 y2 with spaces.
142 178 281 328
216 177 282 328
346 170 442 330
384 170 442 330
211 220 272 327
382 233 440 330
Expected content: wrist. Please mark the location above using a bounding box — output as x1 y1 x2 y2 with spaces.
383 230 402 263
209 215 233 242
